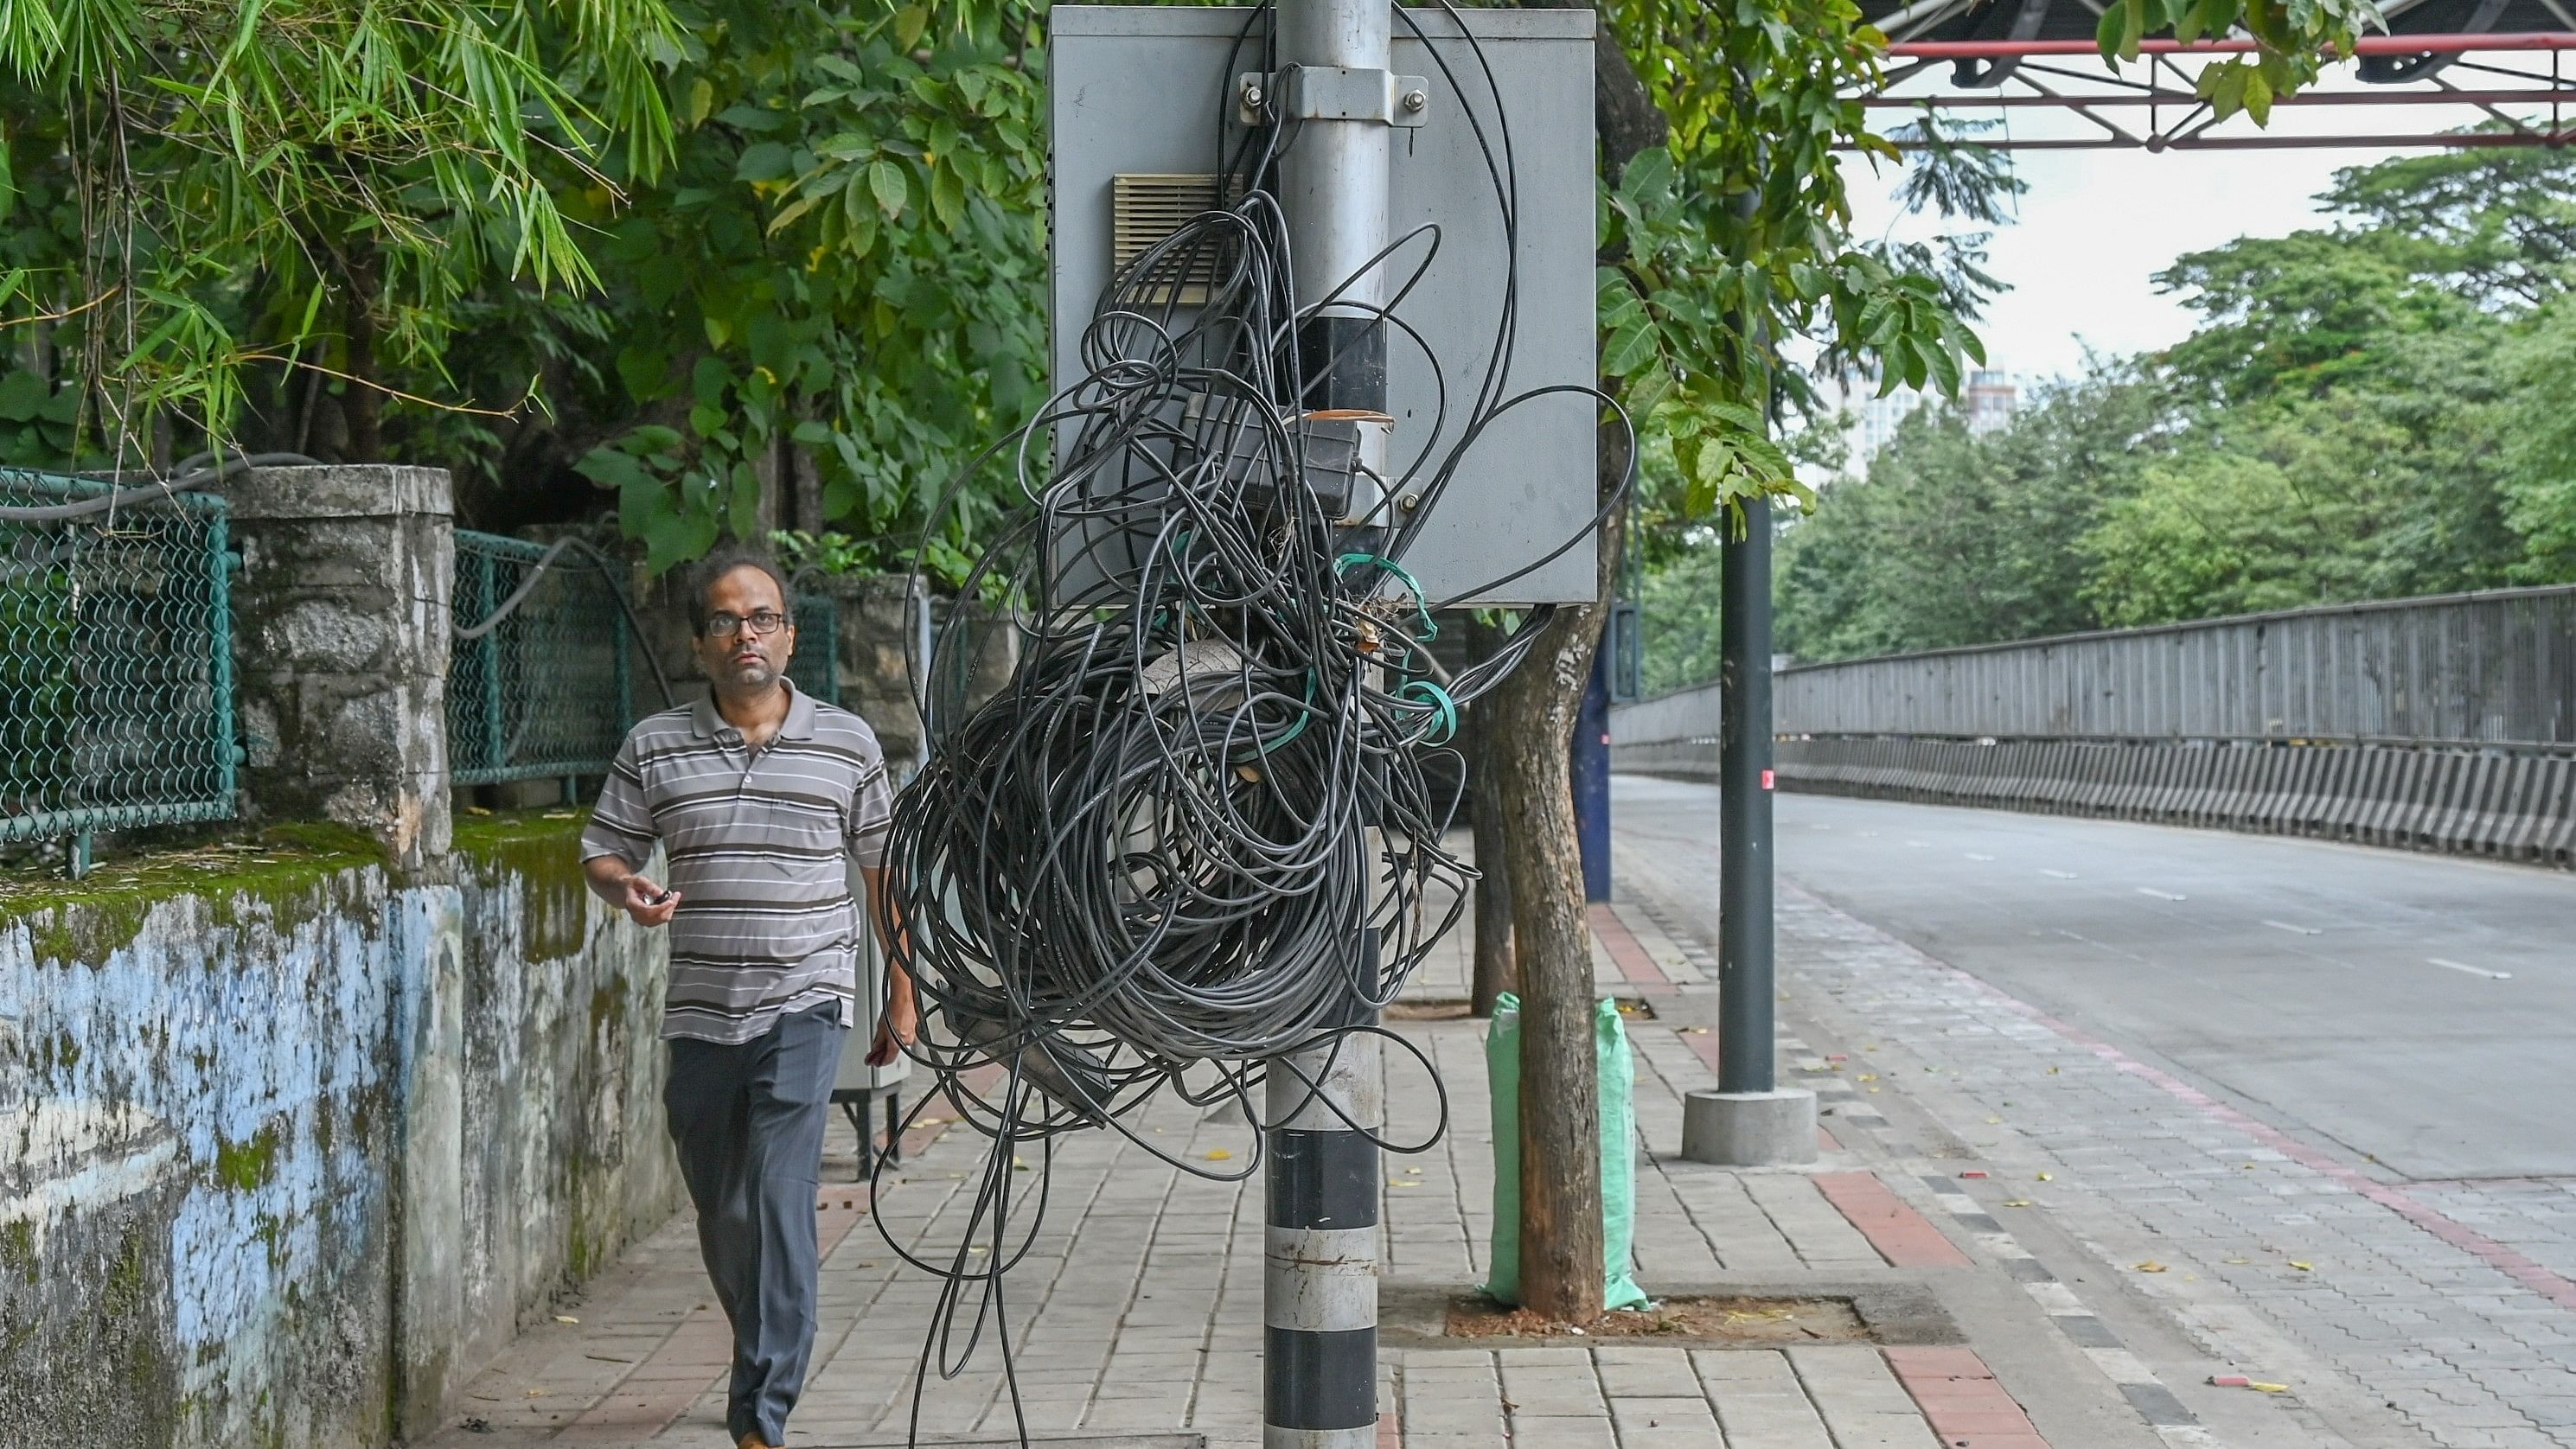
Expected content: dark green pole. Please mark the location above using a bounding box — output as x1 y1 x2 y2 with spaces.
1716 496 1774 1095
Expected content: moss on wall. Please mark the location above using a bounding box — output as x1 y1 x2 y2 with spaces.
0 825 381 968
451 810 593 962
213 1123 284 1193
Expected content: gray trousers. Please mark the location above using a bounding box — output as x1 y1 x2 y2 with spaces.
664 1004 847 1445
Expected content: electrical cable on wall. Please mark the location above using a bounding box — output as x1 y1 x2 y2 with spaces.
871 7 1634 1443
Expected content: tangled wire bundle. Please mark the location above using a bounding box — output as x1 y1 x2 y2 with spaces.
866 6 1633 1438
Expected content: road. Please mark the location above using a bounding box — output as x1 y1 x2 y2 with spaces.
1614 776 2576 1183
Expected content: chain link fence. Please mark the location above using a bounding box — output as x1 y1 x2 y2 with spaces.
447 536 843 791
0 469 238 859
789 584 837 706
448 531 636 786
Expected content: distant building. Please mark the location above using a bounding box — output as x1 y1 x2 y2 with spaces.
1843 367 2017 465
1855 380 1927 463
1964 368 2018 437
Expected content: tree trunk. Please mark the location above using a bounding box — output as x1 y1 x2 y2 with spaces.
1479 0 1667 1327
789 431 825 536
342 247 383 462
1484 422 1629 1324
1466 613 1514 1018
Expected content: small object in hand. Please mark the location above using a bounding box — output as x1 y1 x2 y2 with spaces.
645 888 672 905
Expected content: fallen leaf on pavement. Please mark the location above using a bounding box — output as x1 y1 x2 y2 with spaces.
553 1315 579 1325
2135 1261 2168 1273
1205 1148 1233 1161
2289 1261 2313 1272
2004 1200 2032 1208
2036 1172 2053 1181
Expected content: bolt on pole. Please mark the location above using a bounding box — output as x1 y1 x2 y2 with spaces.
1265 1 1391 1445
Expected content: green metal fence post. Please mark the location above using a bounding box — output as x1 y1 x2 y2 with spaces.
477 550 504 779
614 571 635 734
209 509 240 805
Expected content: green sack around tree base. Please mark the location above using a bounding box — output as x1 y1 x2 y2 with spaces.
1480 992 1650 1312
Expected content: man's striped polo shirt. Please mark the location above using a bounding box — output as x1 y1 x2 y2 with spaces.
579 680 896 1044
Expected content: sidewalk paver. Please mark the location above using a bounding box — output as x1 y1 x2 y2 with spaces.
427 818 2478 1449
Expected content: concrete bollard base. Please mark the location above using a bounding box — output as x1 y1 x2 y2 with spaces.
1680 1088 1819 1166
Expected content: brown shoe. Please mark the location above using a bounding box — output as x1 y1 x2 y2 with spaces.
738 1434 777 1449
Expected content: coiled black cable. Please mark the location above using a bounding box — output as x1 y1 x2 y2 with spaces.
868 10 1636 1443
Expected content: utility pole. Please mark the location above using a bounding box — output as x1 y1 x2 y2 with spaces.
1680 463 1816 1165
1717 507 1774 1091
1265 1 1390 1445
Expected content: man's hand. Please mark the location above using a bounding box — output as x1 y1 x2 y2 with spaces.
619 873 681 928
867 987 917 1067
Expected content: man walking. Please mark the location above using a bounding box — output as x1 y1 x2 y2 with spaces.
580 552 917 1449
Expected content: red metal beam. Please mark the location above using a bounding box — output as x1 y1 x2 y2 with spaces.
1870 129 2576 149
1887 30 2576 58
1860 87 2563 105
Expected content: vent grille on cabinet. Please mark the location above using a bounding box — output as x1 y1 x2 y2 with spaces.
1112 174 1239 305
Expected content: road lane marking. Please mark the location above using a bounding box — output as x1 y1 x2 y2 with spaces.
2041 869 2078 879
2136 887 2187 902
1966 852 1996 862
2427 957 2513 980
2262 920 2322 936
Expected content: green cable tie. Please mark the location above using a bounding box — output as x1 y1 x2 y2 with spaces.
1399 680 1459 745
1335 552 1439 641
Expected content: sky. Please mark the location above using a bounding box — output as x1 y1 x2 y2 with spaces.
1843 144 2366 383
1835 67 2553 386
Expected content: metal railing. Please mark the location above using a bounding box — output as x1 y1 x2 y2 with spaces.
0 468 238 859
448 531 636 786
789 585 838 706
446 536 843 789
1617 584 2576 750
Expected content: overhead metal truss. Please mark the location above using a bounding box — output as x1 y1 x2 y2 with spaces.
1855 0 2575 150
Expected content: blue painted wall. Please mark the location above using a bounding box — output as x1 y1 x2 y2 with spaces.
0 815 678 1447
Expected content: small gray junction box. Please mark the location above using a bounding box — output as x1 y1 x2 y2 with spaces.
1048 6 1600 606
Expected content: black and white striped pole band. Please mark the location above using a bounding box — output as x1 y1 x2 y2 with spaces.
1262 1022 1382 1449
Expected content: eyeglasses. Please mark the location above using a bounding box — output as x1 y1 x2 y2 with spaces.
703 610 792 638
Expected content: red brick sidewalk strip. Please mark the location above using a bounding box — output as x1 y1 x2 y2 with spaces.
1886 1345 2054 1449
1813 1171 1973 1268
1588 903 1675 992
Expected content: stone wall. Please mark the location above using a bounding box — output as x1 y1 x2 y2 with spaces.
0 462 992 1448
0 814 678 1448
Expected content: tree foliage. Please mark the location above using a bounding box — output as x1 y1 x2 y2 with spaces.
1721 144 2576 673
0 0 680 465
2093 0 2380 123
555 0 1048 575
1596 0 1987 531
